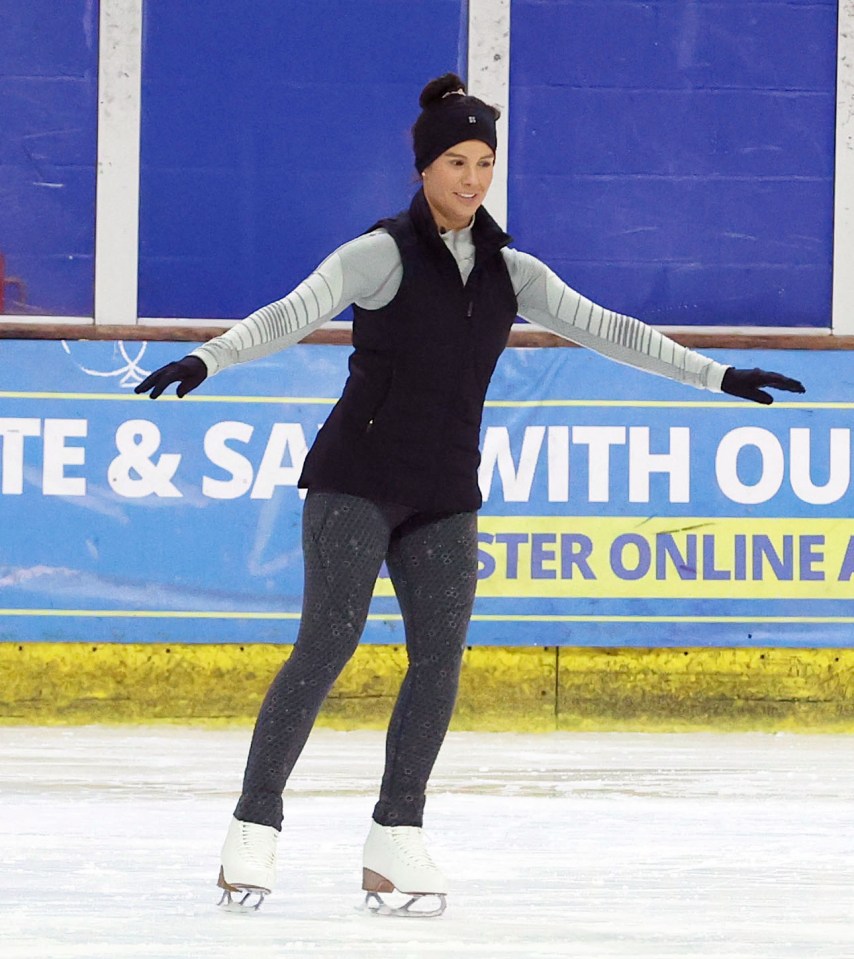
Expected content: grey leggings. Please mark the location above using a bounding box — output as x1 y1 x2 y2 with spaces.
234 490 479 830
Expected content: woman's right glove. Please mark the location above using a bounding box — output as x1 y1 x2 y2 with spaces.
134 356 208 399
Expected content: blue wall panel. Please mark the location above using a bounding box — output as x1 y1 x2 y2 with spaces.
509 0 837 328
0 1 839 325
138 0 466 319
0 3 98 316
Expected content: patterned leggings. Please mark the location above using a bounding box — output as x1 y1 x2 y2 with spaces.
234 490 479 830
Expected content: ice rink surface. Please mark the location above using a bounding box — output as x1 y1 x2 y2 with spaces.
3 726 852 959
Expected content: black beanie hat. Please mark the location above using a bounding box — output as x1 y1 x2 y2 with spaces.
412 73 499 173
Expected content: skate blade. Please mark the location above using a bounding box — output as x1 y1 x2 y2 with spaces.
363 890 447 918
217 867 269 912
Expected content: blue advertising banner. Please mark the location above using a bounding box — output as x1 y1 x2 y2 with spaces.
0 340 851 646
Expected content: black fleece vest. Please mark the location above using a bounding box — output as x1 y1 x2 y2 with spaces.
298 189 517 512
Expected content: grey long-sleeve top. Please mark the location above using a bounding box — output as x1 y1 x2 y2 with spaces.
191 222 728 392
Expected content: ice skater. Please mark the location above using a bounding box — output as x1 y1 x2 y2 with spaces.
135 72 805 916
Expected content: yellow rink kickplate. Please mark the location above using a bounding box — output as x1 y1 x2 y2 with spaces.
1 643 853 731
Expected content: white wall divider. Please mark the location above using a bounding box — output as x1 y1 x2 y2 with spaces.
468 0 511 231
834 1 854 334
94 0 144 326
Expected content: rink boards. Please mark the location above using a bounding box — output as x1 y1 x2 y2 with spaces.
0 341 851 647
1 340 852 727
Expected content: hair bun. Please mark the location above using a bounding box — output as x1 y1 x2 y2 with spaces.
419 73 467 109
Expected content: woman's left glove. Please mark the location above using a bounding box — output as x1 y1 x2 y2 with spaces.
134 356 208 399
720 367 805 405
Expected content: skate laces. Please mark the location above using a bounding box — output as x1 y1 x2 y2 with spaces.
238 822 277 867
388 826 438 870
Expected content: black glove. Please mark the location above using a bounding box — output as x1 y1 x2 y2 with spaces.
720 367 805 406
134 356 208 399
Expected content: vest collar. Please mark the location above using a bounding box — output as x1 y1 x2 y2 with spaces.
409 188 512 264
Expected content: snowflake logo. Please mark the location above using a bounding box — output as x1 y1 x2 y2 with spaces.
60 340 152 389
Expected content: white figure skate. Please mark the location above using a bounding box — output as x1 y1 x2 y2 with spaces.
217 816 279 911
362 820 448 917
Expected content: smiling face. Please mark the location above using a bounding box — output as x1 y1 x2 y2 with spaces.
421 140 495 231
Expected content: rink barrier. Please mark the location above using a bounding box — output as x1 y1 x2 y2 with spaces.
2 643 853 731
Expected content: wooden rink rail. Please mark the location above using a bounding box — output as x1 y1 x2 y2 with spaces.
2 322 854 351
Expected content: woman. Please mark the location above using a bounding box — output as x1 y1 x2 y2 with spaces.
136 73 805 916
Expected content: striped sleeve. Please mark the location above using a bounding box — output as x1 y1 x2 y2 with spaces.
190 231 402 375
503 248 728 392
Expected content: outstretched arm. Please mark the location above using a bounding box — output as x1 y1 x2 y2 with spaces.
504 249 805 402
135 231 402 397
